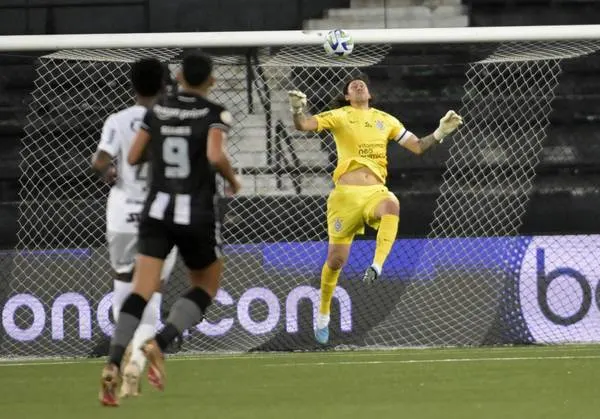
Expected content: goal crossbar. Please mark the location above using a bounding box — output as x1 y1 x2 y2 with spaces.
1 25 600 51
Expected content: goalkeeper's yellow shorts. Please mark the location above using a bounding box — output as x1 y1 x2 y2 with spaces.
326 184 398 244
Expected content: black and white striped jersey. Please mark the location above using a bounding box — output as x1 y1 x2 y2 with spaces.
140 91 232 225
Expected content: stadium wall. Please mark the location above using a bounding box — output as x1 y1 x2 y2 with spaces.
0 0 351 35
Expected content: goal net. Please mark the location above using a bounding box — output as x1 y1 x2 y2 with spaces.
2 33 600 358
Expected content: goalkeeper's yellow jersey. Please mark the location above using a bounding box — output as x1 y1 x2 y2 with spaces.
314 106 407 184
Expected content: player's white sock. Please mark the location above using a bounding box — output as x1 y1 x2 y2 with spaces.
370 263 382 276
316 313 330 329
113 279 133 322
130 292 162 370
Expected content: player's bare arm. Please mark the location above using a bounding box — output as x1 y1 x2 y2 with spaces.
288 90 318 131
127 129 151 166
207 127 241 194
91 149 112 173
400 133 438 155
399 110 463 155
91 149 117 184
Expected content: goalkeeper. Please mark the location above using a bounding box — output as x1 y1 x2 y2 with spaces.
289 77 462 344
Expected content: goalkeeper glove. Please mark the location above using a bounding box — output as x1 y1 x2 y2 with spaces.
288 90 307 115
433 110 463 143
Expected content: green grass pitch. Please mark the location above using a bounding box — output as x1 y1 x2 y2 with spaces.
1 345 599 419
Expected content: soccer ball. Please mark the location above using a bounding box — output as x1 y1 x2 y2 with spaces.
323 29 354 57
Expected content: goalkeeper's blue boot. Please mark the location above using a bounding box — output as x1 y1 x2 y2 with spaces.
362 266 379 284
314 326 329 345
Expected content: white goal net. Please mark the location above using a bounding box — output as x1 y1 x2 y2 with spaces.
2 34 600 358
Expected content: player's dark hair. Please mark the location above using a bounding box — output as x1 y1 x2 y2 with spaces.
130 58 165 97
182 51 213 87
334 74 372 108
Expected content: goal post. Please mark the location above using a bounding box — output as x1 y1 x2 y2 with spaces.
1 26 600 358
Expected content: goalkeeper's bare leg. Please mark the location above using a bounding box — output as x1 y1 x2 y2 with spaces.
363 197 400 284
315 240 352 344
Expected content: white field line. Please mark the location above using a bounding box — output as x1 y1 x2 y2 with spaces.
264 354 600 367
0 344 600 367
0 346 599 368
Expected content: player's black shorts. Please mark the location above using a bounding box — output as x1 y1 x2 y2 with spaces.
138 216 221 270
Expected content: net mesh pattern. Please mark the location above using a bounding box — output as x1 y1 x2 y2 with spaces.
2 40 600 358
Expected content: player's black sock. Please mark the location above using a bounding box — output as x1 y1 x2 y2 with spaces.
156 287 212 352
108 293 148 368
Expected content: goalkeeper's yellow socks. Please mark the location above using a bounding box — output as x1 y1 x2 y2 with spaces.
317 263 342 328
372 214 399 275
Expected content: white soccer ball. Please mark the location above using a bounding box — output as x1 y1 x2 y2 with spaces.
323 29 354 57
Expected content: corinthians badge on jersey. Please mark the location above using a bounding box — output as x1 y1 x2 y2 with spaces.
334 217 343 233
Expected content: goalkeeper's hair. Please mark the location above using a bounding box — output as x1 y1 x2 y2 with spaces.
333 73 374 108
182 50 213 87
130 58 166 98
